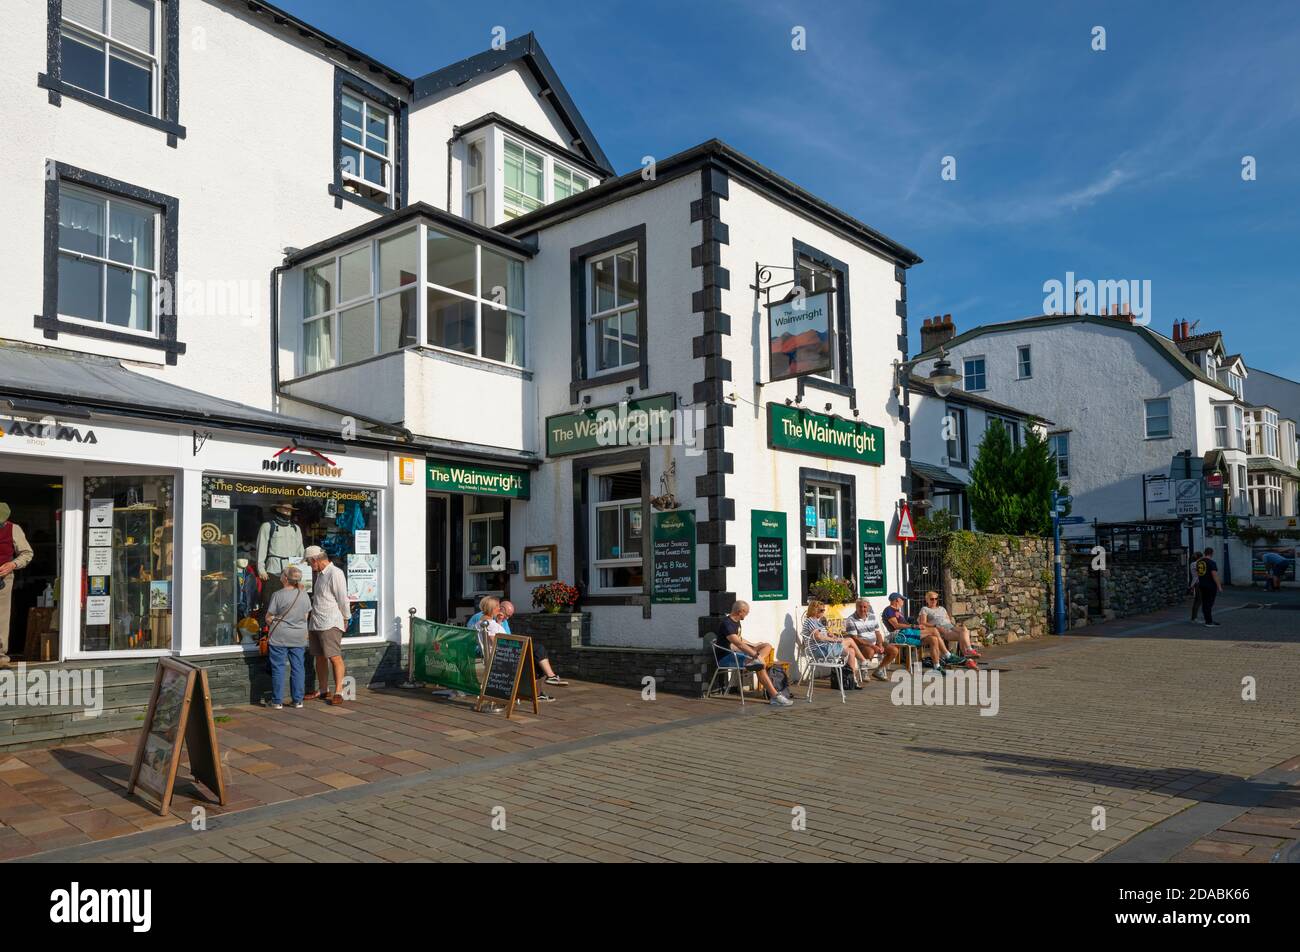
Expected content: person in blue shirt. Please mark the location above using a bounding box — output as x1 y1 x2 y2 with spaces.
1261 551 1291 592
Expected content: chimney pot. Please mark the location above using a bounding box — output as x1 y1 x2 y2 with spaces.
920 313 957 353
1181 319 1190 339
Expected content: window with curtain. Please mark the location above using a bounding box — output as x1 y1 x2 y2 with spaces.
57 183 157 333
426 228 526 366
60 0 159 115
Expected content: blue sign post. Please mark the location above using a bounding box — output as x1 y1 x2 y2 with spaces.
1051 491 1069 635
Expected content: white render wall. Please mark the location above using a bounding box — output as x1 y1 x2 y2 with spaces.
1 1 411 401
719 179 909 657
915 321 1219 538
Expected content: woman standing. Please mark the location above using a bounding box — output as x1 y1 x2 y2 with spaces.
263 564 310 709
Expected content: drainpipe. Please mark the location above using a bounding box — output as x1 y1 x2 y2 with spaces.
268 262 415 443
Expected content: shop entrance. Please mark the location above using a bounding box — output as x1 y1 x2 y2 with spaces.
0 471 63 664
426 494 449 624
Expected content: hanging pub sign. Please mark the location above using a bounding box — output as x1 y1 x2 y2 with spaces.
768 404 885 465
651 510 696 603
426 459 530 498
546 393 676 458
767 290 833 380
858 519 887 597
751 510 788 601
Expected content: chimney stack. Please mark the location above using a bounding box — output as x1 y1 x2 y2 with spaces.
1172 319 1182 341
1180 319 1190 340
920 314 956 353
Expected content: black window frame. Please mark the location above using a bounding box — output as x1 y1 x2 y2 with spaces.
572 448 651 609
330 67 408 215
37 161 184 363
568 224 649 402
792 238 855 407
38 0 186 145
798 467 857 600
945 404 969 467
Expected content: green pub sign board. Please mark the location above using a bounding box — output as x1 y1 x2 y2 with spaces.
751 510 788 601
651 510 696 604
546 394 676 458
858 519 887 597
768 404 885 466
427 459 530 499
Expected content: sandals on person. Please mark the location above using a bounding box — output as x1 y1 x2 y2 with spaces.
303 691 322 700
328 694 344 706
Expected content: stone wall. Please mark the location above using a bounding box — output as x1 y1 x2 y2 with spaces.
516 612 711 696
942 536 1052 645
1065 551 1187 627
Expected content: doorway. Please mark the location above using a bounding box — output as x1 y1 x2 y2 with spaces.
426 494 448 623
0 471 64 663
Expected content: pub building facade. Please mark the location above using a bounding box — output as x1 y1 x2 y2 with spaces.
3 0 919 731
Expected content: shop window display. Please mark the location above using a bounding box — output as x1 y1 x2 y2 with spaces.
200 476 380 648
81 474 175 652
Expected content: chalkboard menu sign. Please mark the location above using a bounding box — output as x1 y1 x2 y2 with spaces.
651 510 696 604
858 519 887 597
751 510 788 600
128 658 226 815
475 633 538 719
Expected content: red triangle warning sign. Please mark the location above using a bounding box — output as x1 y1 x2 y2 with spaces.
897 504 917 541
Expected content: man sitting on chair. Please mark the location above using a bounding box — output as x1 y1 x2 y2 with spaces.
842 598 898 682
881 593 949 672
717 601 793 707
801 600 868 690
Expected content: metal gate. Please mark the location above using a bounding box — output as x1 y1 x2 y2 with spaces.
905 538 947 610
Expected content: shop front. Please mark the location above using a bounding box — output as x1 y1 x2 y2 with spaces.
424 457 531 624
0 411 396 666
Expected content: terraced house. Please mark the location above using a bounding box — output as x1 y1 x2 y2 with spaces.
1 0 926 743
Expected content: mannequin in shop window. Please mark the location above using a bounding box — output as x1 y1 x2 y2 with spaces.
0 502 35 667
256 502 304 605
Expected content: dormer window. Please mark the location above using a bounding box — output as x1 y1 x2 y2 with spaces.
456 124 600 226
503 139 545 219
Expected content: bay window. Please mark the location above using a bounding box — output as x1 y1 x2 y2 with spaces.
554 163 591 200
460 128 602 226
464 138 488 225
427 229 526 366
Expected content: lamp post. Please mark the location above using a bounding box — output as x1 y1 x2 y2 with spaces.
893 345 962 396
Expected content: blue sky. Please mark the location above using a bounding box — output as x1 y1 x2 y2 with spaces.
281 0 1300 381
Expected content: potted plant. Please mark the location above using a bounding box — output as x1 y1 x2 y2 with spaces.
808 575 855 618
532 581 579 614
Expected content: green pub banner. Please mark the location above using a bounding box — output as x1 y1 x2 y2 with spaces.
546 394 676 458
768 404 885 466
409 618 480 695
651 510 696 604
751 510 788 601
427 459 530 498
858 519 887 597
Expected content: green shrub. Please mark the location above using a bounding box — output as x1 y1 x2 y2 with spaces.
944 531 999 591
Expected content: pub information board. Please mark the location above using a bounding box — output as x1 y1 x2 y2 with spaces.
651 510 696 603
475 633 539 719
128 658 227 816
858 519 887 597
751 510 788 601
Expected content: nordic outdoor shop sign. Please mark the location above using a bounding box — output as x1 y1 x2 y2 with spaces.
767 404 885 465
546 394 676 458
426 459 530 499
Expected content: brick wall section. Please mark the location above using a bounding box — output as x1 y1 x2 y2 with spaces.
943 537 1052 644
517 612 711 696
0 642 402 750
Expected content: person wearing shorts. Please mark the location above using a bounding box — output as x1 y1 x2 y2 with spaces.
919 590 980 661
881 593 947 670
304 545 351 706
843 598 899 681
802 600 866 688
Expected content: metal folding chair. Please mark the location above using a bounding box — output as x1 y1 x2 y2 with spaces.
706 641 764 705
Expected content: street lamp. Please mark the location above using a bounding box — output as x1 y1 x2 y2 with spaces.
893 345 962 397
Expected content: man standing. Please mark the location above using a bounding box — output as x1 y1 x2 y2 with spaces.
303 545 352 705
0 503 35 667
1195 546 1223 627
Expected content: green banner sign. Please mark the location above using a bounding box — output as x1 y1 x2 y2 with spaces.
767 404 885 465
858 519 887 597
409 618 480 694
651 509 696 604
751 510 788 601
426 459 530 498
546 394 676 458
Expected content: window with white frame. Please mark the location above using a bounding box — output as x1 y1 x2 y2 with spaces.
1260 410 1280 459
1214 406 1229 449
1249 473 1283 517
553 163 591 200
1049 432 1069 478
464 138 488 225
1284 420 1298 468
587 245 640 374
1017 345 1032 379
963 356 987 391
1144 398 1171 438
340 92 393 207
945 405 968 466
57 183 157 334
464 497 506 597
987 414 1021 448
1234 405 1245 451
1225 371 1243 399
503 138 545 219
427 228 526 366
301 228 418 374
591 467 643 593
60 0 160 115
803 482 843 581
